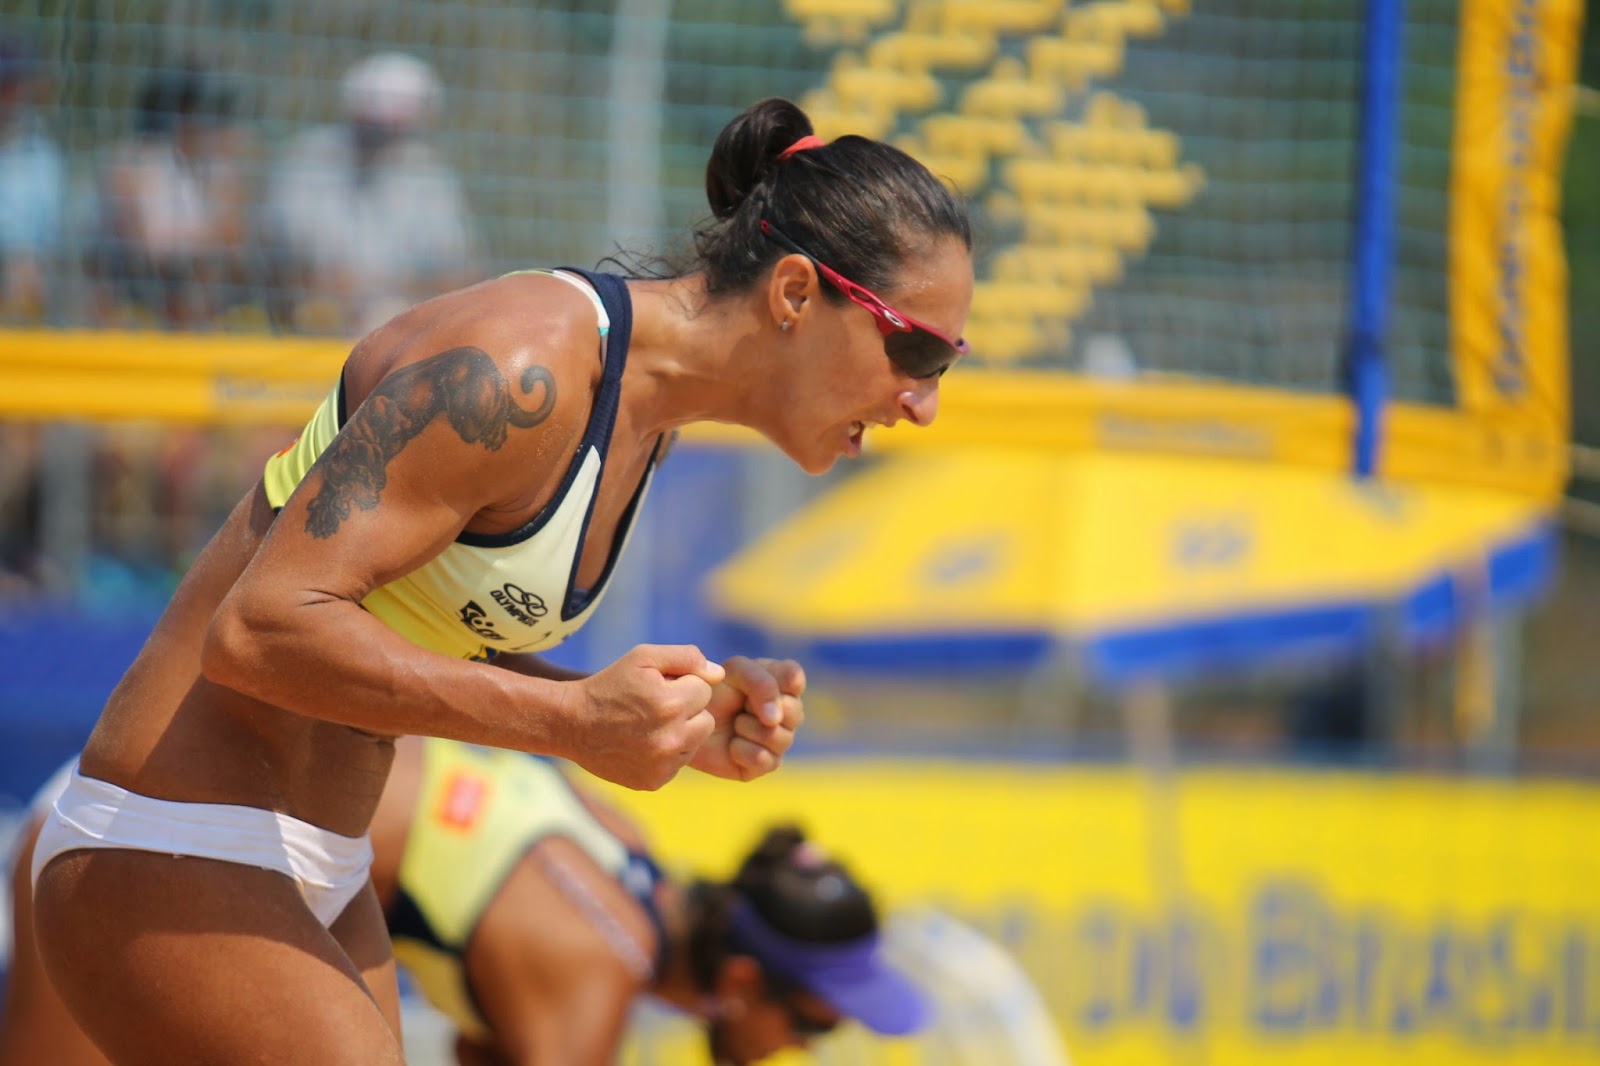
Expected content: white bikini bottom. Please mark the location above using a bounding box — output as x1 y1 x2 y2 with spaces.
30 764 373 928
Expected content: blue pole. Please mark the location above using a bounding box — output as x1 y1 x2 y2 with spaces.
1347 0 1403 478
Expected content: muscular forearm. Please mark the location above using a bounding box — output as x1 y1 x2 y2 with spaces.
201 595 580 757
492 652 589 684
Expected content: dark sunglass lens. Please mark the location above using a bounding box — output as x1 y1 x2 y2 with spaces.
884 328 957 380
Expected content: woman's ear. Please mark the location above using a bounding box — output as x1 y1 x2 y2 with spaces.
714 953 766 1004
767 254 814 329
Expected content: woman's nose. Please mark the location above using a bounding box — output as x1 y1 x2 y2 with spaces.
897 383 939 427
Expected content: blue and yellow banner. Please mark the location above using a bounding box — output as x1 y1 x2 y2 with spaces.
596 761 1600 1065
1451 0 1582 451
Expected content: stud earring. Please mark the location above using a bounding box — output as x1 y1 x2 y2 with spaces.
780 320 791 332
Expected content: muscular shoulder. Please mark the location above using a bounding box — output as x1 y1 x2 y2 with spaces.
350 272 605 405
337 274 612 504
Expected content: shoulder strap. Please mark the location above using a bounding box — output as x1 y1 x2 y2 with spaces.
557 269 633 462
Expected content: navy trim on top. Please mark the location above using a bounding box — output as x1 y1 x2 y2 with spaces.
623 848 674 979
332 270 654 626
561 431 662 619
448 269 649 623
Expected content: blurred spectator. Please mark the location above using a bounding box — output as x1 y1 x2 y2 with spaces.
0 31 64 322
88 63 255 329
264 52 478 335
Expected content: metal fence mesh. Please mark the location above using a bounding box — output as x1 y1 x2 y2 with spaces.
3 0 1459 403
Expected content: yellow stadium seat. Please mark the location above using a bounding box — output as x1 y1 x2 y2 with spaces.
963 317 1043 363
994 247 1097 286
803 87 900 140
1070 0 1166 40
1064 5 1126 46
939 0 1063 35
1014 227 1122 282
786 0 897 23
1043 122 1083 159
1045 122 1138 165
1029 205 1116 244
833 55 943 112
1108 207 1155 250
1085 91 1146 129
921 114 1028 156
1140 128 1180 169
1027 39 1121 87
812 107 898 141
959 57 1063 118
1099 166 1147 205
1117 0 1167 35
1008 159 1133 203
896 137 990 190
1076 129 1140 167
1140 168 1195 208
1083 127 1131 162
973 280 1080 317
869 32 997 73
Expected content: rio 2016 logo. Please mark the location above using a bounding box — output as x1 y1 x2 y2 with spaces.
786 0 1204 365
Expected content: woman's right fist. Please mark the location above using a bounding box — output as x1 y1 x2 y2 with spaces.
564 644 726 790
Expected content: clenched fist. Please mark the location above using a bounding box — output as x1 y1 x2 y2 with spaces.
565 644 726 791
690 656 806 782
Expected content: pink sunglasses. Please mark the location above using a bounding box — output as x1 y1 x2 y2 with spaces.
760 219 968 380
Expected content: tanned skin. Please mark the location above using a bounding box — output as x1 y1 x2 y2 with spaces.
27 234 971 1064
2 734 837 1066
305 350 557 539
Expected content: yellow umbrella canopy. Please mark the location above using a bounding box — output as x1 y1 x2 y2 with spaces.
705 450 1555 682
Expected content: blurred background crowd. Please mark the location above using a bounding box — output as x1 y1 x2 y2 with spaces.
0 38 475 336
0 3 1597 1061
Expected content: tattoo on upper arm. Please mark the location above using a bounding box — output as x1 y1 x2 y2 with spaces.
305 347 557 539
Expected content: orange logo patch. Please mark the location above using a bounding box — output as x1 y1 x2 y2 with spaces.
437 771 489 831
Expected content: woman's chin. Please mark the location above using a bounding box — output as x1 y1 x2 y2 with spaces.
798 451 839 476
770 428 848 476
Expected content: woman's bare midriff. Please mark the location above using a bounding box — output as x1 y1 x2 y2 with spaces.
76 481 396 839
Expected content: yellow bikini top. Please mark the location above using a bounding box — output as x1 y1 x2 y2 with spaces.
389 738 669 1038
263 269 659 660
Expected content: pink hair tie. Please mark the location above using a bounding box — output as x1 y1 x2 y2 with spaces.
778 134 826 160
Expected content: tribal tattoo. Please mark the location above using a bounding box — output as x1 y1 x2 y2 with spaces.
305 347 557 539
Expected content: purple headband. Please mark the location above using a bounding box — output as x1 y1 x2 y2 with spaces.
730 898 931 1036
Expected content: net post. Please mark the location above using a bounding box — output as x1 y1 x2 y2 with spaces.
1346 0 1405 479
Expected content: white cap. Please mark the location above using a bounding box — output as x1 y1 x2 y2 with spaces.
339 52 441 127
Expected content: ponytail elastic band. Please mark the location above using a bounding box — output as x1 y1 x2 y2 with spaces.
779 134 826 161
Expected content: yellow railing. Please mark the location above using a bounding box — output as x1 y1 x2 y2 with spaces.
0 327 1566 499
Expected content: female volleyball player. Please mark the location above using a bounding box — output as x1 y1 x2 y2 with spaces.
4 738 930 1066
28 93 973 1063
